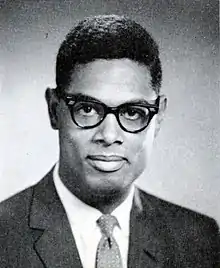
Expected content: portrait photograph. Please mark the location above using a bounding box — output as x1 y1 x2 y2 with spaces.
0 0 219 267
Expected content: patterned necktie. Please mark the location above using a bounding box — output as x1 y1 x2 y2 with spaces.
96 214 123 268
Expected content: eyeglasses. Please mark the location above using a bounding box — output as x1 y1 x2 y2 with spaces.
59 93 160 133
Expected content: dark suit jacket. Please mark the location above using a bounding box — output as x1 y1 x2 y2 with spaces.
0 168 219 268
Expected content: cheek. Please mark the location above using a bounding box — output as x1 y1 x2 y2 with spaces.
143 116 157 159
59 118 89 160
60 128 90 156
124 136 148 181
126 134 146 167
128 119 156 166
59 107 84 151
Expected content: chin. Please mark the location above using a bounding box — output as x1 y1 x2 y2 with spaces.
90 187 123 198
86 175 129 195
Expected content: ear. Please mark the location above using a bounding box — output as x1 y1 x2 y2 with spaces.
45 87 60 130
154 94 167 138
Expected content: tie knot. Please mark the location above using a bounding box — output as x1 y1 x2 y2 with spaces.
97 214 119 237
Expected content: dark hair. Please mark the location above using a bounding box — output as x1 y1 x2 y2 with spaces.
56 15 162 94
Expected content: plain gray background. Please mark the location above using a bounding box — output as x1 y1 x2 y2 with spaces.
0 0 219 224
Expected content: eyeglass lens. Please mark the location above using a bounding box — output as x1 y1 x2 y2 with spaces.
71 101 151 132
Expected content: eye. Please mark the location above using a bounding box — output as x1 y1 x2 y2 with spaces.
81 105 94 114
120 106 149 121
125 109 139 119
75 102 97 117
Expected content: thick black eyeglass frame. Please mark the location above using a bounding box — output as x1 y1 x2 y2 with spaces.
57 91 160 133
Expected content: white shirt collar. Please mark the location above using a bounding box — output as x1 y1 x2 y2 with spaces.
53 162 134 236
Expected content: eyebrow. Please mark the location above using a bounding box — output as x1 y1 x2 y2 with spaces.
65 93 158 107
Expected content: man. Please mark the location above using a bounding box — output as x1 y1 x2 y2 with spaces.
0 15 219 268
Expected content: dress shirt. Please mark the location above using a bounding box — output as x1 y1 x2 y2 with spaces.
53 163 134 268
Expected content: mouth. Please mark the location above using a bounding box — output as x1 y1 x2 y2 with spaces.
87 155 126 172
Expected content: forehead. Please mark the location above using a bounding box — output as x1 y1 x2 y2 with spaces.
67 59 156 105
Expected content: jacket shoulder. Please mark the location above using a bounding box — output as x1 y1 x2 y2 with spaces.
137 188 219 264
0 185 35 236
138 187 219 235
137 187 218 228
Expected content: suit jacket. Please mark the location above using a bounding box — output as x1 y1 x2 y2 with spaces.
0 168 219 268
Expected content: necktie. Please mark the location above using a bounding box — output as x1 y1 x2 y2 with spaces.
96 214 123 268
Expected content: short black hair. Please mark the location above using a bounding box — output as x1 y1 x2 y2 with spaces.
56 15 162 94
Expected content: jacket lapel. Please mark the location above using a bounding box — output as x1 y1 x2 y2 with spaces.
29 169 83 268
128 188 174 268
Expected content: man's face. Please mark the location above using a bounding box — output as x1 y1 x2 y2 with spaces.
51 59 163 197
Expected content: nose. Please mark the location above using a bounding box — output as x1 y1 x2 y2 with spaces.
94 113 123 145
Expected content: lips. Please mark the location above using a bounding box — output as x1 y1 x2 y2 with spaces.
87 155 126 172
88 155 126 161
